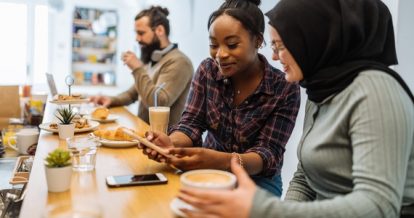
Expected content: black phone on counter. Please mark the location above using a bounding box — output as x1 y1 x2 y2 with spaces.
106 173 168 187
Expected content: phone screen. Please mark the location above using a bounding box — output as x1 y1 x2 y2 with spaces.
114 174 160 184
107 173 167 187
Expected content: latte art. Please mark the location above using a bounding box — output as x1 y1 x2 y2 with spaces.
181 170 237 190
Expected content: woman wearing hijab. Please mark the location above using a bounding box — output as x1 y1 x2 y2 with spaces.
176 0 414 217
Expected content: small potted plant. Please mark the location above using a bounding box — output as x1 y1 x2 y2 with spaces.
44 148 72 192
56 107 75 140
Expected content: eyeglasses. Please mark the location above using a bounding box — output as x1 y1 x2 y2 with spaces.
270 41 286 54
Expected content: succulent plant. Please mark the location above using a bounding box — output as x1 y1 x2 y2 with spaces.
56 107 75 125
44 148 71 168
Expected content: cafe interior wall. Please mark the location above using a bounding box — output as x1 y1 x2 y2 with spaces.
46 0 413 198
48 0 279 95
47 0 139 96
47 0 413 95
393 0 414 92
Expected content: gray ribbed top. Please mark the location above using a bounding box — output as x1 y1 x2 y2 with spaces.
251 70 414 218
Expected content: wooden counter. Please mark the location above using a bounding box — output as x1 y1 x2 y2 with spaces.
19 105 180 218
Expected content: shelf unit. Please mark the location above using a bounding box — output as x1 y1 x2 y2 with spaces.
71 7 118 86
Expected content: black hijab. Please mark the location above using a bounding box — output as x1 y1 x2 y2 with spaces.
265 0 414 103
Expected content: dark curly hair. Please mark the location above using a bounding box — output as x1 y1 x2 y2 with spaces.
135 6 170 36
207 0 264 39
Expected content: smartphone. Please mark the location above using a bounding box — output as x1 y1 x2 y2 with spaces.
121 127 173 158
106 173 168 187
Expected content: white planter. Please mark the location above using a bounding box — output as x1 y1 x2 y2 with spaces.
45 165 72 192
58 123 75 140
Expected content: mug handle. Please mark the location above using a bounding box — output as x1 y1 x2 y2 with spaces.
7 135 19 151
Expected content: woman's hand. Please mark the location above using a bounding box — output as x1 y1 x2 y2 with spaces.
178 157 257 218
167 147 230 171
137 131 174 162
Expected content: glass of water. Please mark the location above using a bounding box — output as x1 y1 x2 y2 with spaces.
66 136 100 172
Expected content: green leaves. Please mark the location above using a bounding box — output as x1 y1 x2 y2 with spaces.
56 107 75 124
45 148 71 168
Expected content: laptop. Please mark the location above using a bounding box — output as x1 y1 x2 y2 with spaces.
46 73 58 97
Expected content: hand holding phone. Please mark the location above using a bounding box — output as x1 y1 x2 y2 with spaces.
106 173 168 187
121 127 173 158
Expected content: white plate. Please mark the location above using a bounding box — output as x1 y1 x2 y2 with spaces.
98 138 139 148
87 114 118 123
49 98 90 105
170 197 195 218
39 120 99 133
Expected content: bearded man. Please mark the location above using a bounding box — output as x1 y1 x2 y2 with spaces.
90 6 193 125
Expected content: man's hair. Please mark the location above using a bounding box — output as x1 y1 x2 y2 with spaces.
135 6 170 36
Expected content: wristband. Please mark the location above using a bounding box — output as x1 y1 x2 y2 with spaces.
232 152 243 168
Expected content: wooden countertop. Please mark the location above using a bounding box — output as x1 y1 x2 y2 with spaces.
19 105 181 218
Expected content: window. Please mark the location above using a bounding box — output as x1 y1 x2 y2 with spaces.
0 1 48 86
33 5 49 85
0 3 28 85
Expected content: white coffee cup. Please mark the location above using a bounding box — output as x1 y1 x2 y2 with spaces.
8 128 39 154
174 170 237 215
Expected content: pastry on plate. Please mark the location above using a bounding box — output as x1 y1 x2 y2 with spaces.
93 127 135 141
74 118 90 129
49 123 58 129
53 94 83 101
92 107 109 120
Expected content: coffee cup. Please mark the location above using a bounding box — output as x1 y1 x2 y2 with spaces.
173 170 237 215
181 169 237 190
6 128 39 154
149 106 170 134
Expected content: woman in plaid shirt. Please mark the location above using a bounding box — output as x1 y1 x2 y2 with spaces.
139 0 300 196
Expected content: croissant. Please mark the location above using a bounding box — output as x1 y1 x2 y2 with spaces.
92 107 109 120
93 127 134 141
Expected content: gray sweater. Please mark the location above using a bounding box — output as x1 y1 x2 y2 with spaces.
251 70 414 218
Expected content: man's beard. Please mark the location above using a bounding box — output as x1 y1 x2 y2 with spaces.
140 35 161 64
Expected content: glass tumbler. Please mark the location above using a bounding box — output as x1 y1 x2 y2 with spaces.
66 136 99 172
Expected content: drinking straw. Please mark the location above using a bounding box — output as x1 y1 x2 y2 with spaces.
154 82 166 107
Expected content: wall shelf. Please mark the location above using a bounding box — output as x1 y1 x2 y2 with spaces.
72 48 116 54
71 7 118 86
73 34 116 41
73 19 92 26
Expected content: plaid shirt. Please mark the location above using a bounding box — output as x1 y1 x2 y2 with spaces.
170 55 300 177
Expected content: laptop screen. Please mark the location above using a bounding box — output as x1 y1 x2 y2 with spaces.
46 73 58 96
